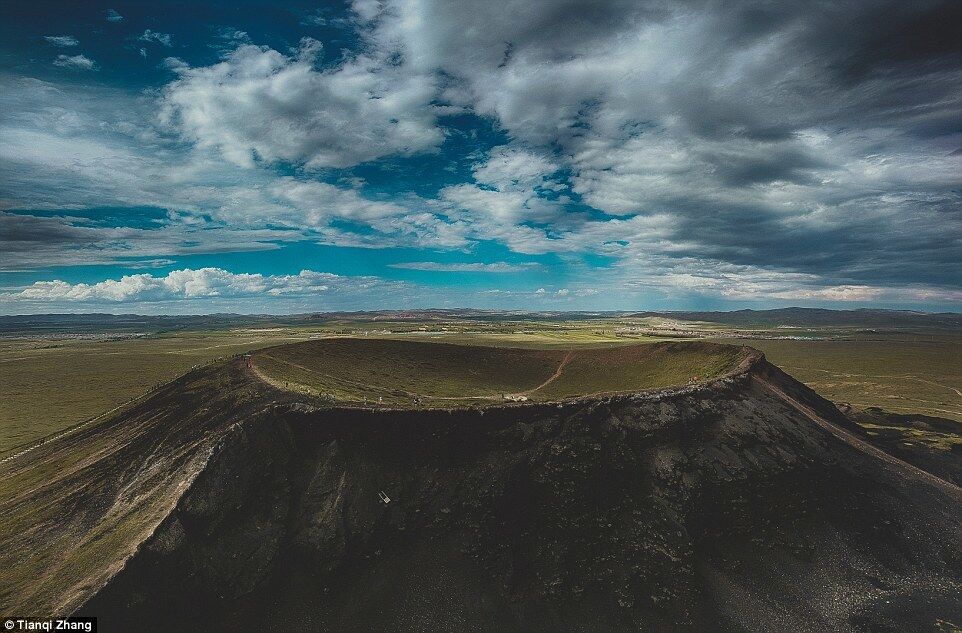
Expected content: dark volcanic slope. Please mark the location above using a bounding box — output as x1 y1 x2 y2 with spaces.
2 341 960 632
0 360 298 616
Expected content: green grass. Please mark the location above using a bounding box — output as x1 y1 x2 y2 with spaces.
536 343 746 400
252 339 749 406
0 361 263 615
0 329 310 453
3 316 960 453
860 423 962 452
712 337 962 422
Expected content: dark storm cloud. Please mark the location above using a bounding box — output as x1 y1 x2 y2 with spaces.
665 0 962 140
0 212 295 271
0 212 96 243
698 146 829 186
661 189 962 288
807 1 962 81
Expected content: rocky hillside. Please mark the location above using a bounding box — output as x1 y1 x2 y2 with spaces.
1 341 959 632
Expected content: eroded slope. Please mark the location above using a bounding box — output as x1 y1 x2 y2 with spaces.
2 340 960 632
85 354 962 632
0 360 294 616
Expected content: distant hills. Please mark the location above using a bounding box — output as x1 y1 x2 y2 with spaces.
1 307 959 336
627 308 962 328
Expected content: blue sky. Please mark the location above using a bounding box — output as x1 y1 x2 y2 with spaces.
1 0 960 314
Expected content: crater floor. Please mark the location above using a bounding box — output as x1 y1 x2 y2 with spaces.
250 339 752 407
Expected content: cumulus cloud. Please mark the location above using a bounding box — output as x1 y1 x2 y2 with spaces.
438 145 564 225
3 1 961 310
4 268 391 303
440 185 533 224
389 261 539 273
268 178 406 222
138 30 172 47
533 287 585 299
159 38 442 169
472 146 559 192
43 36 78 47
53 54 96 71
360 0 962 297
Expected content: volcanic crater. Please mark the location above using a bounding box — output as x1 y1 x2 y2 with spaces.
1 340 959 632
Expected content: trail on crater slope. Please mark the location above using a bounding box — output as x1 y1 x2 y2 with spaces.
755 373 962 497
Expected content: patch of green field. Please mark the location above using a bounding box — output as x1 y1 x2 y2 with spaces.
0 330 311 453
861 423 962 451
0 360 261 616
4 314 960 453
387 330 674 348
253 339 748 406
712 337 962 422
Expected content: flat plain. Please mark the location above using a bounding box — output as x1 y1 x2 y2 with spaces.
1 311 959 456
711 336 962 421
0 329 310 453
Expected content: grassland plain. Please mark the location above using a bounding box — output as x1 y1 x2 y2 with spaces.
0 329 312 453
712 336 962 422
0 318 673 453
2 314 960 456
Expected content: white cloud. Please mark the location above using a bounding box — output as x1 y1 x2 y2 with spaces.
159 39 442 169
440 184 533 223
138 30 172 47
106 9 123 22
530 287 585 300
268 178 405 222
438 145 563 225
43 36 78 47
5 4 961 310
162 56 189 72
5 268 385 302
53 54 96 71
365 212 472 250
472 145 558 192
770 285 885 302
389 261 539 273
